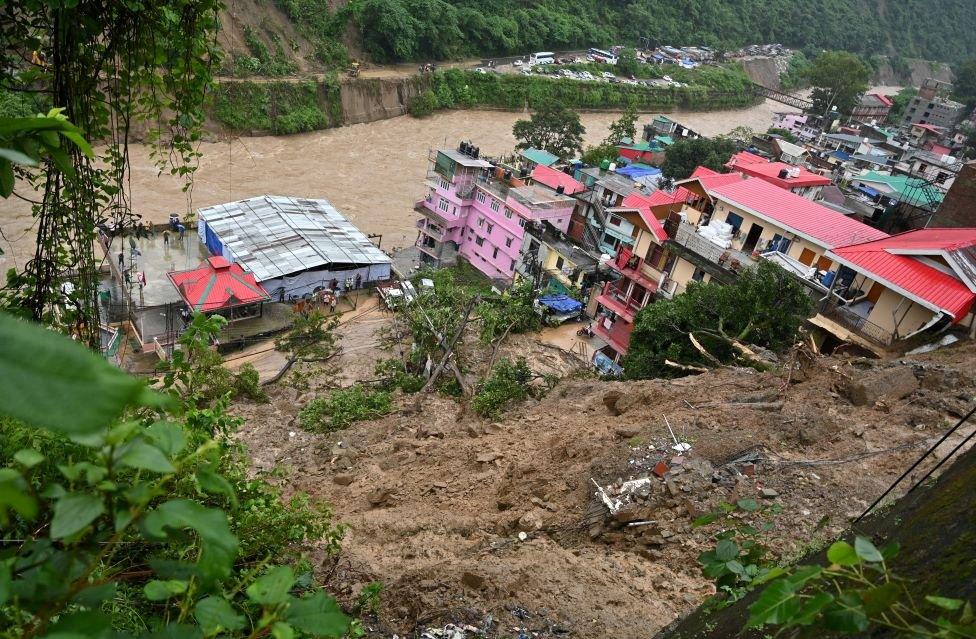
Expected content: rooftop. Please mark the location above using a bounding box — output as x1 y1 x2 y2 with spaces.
531 164 587 195
610 192 670 242
198 195 391 283
707 178 888 249
439 149 494 168
520 147 560 167
828 230 976 319
854 171 946 207
726 152 831 188
167 256 271 312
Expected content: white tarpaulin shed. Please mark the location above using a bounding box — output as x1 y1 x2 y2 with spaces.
197 195 392 300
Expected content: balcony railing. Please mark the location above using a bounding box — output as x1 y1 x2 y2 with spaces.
670 221 756 273
592 315 632 355
416 219 444 240
819 300 893 347
608 246 660 291
597 281 646 321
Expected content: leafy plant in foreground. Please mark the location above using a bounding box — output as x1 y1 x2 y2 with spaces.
747 537 975 637
0 312 352 638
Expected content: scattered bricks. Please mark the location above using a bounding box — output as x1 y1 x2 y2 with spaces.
843 366 918 407
652 461 669 478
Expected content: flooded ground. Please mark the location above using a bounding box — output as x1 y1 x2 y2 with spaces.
0 90 896 272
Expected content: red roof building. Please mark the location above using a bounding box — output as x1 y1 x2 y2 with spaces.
683 166 748 189
531 164 587 195
827 229 976 321
725 151 831 195
708 178 888 250
168 256 271 313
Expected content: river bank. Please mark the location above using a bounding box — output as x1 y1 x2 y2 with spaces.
0 100 807 272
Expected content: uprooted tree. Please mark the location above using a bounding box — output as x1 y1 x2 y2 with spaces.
622 261 813 379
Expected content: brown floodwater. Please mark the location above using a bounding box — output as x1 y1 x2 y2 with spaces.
0 96 857 272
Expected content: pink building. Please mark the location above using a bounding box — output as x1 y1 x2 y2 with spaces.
415 146 576 282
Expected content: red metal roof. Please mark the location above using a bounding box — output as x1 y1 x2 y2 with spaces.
868 228 976 252
726 152 831 189
531 164 587 195
912 123 946 134
684 166 747 189
707 178 888 249
828 234 976 320
872 93 894 107
617 192 671 242
168 256 271 312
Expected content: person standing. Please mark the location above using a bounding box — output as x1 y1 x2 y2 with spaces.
118 251 124 269
162 229 170 247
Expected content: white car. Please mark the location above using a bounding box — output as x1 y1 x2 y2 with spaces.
602 71 615 79
513 59 523 67
662 75 673 83
474 67 487 74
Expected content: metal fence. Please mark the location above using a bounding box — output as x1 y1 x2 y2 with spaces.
820 300 893 346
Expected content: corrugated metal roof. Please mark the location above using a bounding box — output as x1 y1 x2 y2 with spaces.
198 195 391 283
167 256 270 311
708 178 888 249
520 147 559 167
828 234 976 319
531 164 587 195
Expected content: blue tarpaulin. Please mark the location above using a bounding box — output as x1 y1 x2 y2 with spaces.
857 184 880 198
830 150 852 161
616 164 661 179
537 294 582 314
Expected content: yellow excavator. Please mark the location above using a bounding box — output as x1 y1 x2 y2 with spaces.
346 60 361 78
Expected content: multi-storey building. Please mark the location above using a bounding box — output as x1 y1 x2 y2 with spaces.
414 145 576 282
903 79 967 128
725 151 831 200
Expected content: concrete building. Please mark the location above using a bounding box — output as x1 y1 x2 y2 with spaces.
932 161 976 228
903 79 967 128
725 151 830 200
415 145 576 282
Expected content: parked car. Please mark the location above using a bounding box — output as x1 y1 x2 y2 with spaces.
602 71 615 79
513 59 523 67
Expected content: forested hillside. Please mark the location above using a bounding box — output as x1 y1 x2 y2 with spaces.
342 0 975 64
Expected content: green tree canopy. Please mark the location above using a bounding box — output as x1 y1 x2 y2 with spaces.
952 59 976 107
615 47 641 77
622 261 813 379
661 136 739 181
604 104 639 146
804 50 871 116
513 103 585 159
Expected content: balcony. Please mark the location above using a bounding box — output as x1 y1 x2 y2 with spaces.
416 218 444 241
818 299 893 347
592 314 632 356
414 198 464 229
607 246 661 291
592 349 624 376
666 220 756 280
596 281 647 323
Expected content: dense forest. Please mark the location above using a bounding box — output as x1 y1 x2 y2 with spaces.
344 0 976 64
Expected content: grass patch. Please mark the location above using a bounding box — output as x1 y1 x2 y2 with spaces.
299 385 393 432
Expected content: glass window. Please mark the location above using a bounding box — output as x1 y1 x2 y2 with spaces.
725 211 744 233
505 237 513 248
476 191 486 203
475 236 484 246
493 247 499 259
518 218 525 228
555 256 564 270
490 199 500 212
438 198 449 211
511 259 517 271
486 223 494 233
477 217 484 227
504 207 514 219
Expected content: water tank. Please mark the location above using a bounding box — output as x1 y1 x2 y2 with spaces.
472 146 480 159
600 159 611 170
778 169 790 179
609 163 617 171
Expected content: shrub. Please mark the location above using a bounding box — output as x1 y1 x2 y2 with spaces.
233 362 268 402
299 385 393 431
472 357 533 417
374 357 425 393
409 89 439 117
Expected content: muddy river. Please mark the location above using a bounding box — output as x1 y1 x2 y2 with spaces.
0 93 895 271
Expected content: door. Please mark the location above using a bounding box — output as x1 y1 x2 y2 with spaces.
798 248 817 266
742 223 764 253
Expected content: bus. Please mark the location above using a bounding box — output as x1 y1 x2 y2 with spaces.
529 51 555 65
587 48 618 64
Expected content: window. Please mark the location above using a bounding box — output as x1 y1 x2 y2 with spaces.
475 236 484 246
504 207 514 219
505 237 513 248
477 217 484 227
493 248 499 259
490 199 500 212
438 198 449 211
555 256 565 270
439 178 450 190
725 212 744 233
476 191 486 203
692 267 706 282
608 215 621 227
486 223 494 234
518 218 526 228
511 259 517 271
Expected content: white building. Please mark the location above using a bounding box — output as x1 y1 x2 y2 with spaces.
197 195 392 301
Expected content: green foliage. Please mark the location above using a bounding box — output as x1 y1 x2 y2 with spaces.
421 68 759 117
615 47 641 77
953 59 976 108
695 498 784 606
513 103 586 159
276 310 340 362
213 80 335 134
805 50 872 115
233 25 298 77
471 357 534 417
357 581 383 615
780 51 811 91
409 89 440 117
164 313 235 408
888 86 919 122
374 358 425 393
345 0 976 65
0 111 95 199
233 363 269 402
661 136 739 182
0 89 46 119
605 104 638 146
581 143 619 167
747 537 976 637
299 385 393 432
476 279 542 342
0 313 351 638
767 127 798 143
623 261 813 379
275 0 351 69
